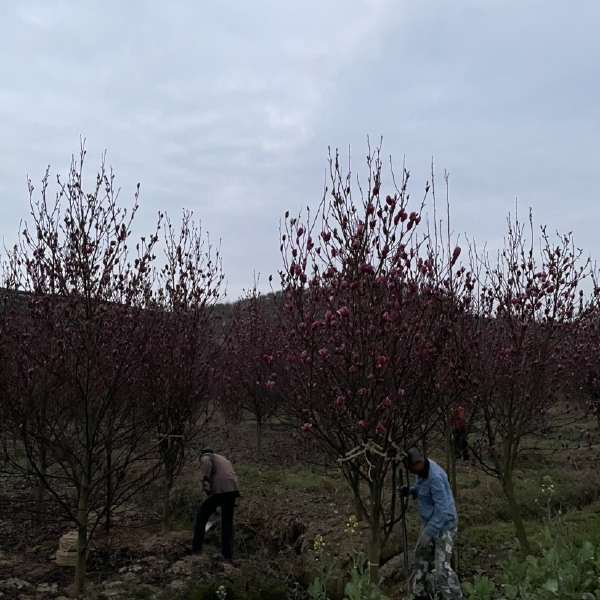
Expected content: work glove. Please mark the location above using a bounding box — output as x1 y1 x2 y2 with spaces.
399 485 416 499
416 529 434 552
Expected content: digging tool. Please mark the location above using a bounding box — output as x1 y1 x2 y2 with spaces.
390 444 411 579
205 509 220 532
398 468 410 577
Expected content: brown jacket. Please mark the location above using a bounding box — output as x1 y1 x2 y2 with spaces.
200 452 240 495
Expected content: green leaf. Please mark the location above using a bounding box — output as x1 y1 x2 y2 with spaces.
541 578 558 593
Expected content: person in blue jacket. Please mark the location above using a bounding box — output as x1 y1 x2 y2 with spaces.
400 446 463 600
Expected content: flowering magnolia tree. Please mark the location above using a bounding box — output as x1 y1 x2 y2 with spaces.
141 210 225 529
278 146 466 580
467 212 590 554
0 287 69 533
220 287 286 459
0 147 162 594
567 277 600 432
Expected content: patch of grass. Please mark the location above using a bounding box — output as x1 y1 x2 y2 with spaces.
168 480 202 526
455 469 486 490
161 583 231 600
161 577 288 600
515 449 554 470
235 463 351 514
129 584 157 599
463 520 536 552
246 585 288 600
541 498 600 545
235 463 343 493
457 472 513 524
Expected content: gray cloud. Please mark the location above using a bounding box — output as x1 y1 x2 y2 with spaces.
1 0 599 298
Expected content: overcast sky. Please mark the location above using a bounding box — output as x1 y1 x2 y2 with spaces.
1 1 599 300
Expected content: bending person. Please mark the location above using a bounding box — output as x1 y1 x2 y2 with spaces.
191 449 240 560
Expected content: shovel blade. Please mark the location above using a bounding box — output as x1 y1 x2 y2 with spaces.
205 514 220 532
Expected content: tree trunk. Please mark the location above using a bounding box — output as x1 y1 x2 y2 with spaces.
445 422 459 572
446 422 457 498
105 446 113 535
367 516 381 583
354 494 367 521
74 482 90 596
502 471 531 555
161 469 175 533
367 483 382 583
256 418 263 461
33 446 47 535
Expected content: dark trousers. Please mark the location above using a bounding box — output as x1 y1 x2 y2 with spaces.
453 428 469 460
192 491 238 559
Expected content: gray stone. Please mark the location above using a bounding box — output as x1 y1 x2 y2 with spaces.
0 577 34 591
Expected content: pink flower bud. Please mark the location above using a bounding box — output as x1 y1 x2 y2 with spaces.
266 380 275 390
319 348 329 359
336 396 345 406
358 419 367 428
376 422 386 435
379 397 391 408
337 306 350 318
397 387 405 397
301 423 313 432
376 355 389 367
